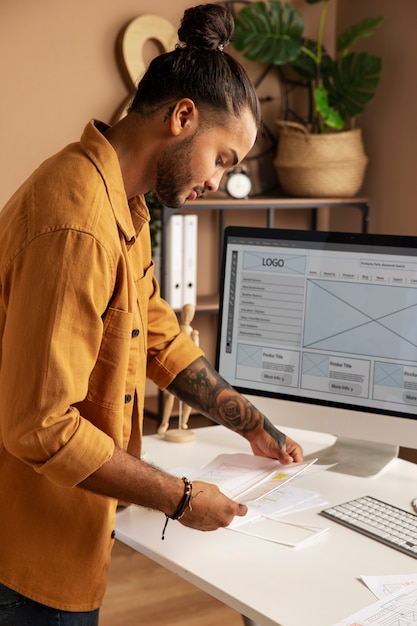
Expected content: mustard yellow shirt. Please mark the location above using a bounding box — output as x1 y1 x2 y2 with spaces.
0 120 203 611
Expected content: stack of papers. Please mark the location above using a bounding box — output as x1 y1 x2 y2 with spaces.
172 453 332 546
183 453 319 502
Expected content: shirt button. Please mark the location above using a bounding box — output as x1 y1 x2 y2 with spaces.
132 328 140 337
125 394 132 404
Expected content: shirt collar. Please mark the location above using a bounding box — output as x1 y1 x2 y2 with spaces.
80 120 149 243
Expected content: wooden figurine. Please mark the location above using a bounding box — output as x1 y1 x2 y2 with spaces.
157 304 199 442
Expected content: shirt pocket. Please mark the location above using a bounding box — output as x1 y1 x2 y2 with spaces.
86 307 133 411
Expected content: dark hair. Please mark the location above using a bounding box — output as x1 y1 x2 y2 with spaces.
128 4 261 128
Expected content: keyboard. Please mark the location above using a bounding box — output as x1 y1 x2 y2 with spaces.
320 495 417 558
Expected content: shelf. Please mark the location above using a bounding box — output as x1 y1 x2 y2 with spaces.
172 293 219 315
184 195 369 210
183 195 370 232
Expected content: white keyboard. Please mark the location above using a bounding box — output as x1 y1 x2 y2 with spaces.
320 495 417 558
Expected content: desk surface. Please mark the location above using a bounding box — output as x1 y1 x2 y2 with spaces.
116 426 417 626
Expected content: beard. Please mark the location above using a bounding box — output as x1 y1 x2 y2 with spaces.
153 134 195 209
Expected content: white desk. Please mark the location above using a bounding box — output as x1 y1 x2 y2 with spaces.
116 426 417 626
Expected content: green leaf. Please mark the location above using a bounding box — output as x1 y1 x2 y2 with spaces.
290 38 333 83
313 84 345 130
231 0 383 130
232 1 305 65
323 52 382 120
337 16 383 57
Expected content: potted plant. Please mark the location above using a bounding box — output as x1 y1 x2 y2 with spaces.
232 0 383 197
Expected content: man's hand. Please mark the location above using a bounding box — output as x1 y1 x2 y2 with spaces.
250 434 303 464
248 420 304 464
178 480 247 531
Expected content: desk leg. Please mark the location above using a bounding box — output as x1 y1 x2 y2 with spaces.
242 616 260 626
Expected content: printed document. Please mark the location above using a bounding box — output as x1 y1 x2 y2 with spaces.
172 453 331 546
181 453 319 502
333 580 417 626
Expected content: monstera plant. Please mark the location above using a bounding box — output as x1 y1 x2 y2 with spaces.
231 0 383 197
232 0 383 133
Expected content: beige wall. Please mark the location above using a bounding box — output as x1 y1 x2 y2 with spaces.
336 0 417 236
0 0 192 207
1 0 325 209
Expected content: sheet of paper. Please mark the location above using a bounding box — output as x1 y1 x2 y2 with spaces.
229 485 327 528
227 483 329 546
361 573 417 599
332 580 417 626
173 453 321 503
239 457 320 502
231 517 329 547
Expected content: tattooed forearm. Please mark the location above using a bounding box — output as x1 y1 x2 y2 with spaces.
168 357 264 436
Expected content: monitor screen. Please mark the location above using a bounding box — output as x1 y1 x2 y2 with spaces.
216 226 417 476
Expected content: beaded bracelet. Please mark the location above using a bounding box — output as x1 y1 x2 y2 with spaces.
161 476 193 540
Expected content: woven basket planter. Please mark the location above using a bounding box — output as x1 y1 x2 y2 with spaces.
274 122 368 198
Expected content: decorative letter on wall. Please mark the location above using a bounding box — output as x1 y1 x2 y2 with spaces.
113 14 177 121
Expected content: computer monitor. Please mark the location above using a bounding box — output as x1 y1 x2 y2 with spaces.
216 226 417 476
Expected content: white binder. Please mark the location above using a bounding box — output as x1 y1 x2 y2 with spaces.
164 214 183 309
182 214 198 307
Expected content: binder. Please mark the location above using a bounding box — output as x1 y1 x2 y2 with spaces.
182 214 198 307
164 214 183 309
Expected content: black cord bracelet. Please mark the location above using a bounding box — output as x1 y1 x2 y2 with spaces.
161 477 193 540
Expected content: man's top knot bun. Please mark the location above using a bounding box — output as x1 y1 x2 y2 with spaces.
130 3 261 130
178 4 234 52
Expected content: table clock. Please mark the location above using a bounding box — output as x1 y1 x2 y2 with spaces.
225 165 252 199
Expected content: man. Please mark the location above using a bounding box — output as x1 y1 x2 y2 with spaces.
0 4 302 624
